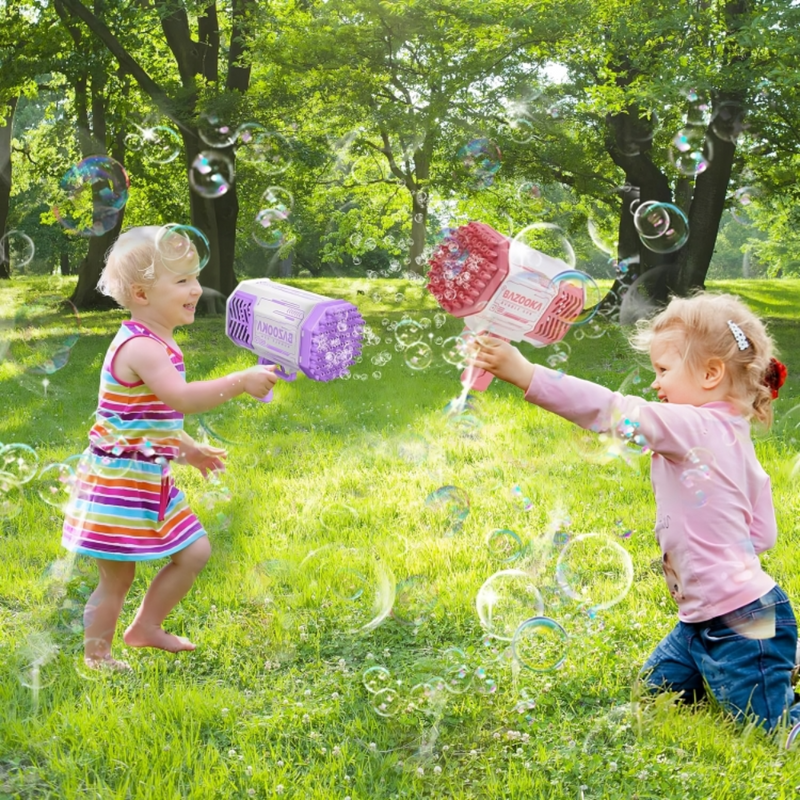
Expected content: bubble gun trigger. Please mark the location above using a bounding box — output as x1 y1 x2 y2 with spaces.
257 357 298 403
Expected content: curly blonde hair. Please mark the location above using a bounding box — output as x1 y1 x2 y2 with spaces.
96 226 163 308
630 292 778 427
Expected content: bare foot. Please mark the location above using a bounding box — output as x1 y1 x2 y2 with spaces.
84 655 132 672
123 624 196 652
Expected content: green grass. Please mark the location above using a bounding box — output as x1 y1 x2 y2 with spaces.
1 275 799 799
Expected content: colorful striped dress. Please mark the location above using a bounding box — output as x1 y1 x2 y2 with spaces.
62 321 206 561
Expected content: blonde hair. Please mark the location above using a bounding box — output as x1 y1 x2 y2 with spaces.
97 226 162 308
630 292 777 427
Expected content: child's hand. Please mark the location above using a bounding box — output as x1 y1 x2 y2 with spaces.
183 442 228 477
469 336 535 391
239 365 278 399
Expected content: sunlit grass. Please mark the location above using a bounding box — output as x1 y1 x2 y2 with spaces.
1 276 799 799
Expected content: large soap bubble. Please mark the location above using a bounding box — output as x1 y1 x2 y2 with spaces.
53 156 129 236
555 533 633 613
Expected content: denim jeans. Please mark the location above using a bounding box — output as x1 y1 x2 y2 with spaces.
641 585 800 731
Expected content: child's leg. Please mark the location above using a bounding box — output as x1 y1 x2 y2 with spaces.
640 621 706 703
693 586 799 732
84 558 136 669
123 536 211 652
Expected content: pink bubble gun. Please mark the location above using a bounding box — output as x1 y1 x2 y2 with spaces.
426 222 585 390
226 278 365 401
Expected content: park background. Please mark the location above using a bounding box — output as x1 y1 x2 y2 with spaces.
1 0 800 798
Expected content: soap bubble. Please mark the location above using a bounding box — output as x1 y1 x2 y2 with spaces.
669 128 712 176
252 203 293 250
476 569 545 641
441 335 470 367
126 125 182 164
5 294 82 377
680 447 714 507
0 231 35 276
634 202 689 254
512 616 569 671
198 112 238 148
731 187 757 225
547 270 602 326
237 125 292 175
512 222 576 271
392 576 438 626
555 533 633 613
394 319 425 347
404 342 433 370
457 138 502 188
189 151 234 198
0 474 23 519
486 528 524 563
296 545 395 634
155 224 210 273
711 102 748 143
443 649 474 694
36 463 76 510
546 341 571 369
363 665 392 693
318 502 359 532
370 686 402 717
53 156 129 236
0 443 39 485
425 485 470 536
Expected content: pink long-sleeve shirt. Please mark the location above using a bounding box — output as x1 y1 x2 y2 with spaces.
525 366 777 623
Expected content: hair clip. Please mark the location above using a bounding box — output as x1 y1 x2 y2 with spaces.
727 320 750 351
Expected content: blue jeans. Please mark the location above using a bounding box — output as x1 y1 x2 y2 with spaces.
641 585 800 731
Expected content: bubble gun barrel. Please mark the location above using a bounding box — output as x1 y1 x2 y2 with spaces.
226 278 365 402
426 222 585 391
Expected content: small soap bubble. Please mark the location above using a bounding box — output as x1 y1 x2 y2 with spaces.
155 224 210 273
633 201 689 254
0 230 35 275
669 128 712 176
36 463 76 510
363 665 392 693
512 616 569 671
514 698 537 725
457 138 502 188
189 150 234 198
476 570 545 642
127 125 182 164
319 502 359 531
425 485 470 536
0 443 39 484
509 485 534 512
404 342 433 370
198 112 238 148
473 666 498 695
513 222 576 271
237 125 292 174
486 528 524 563
433 313 447 329
395 319 425 347
370 686 402 718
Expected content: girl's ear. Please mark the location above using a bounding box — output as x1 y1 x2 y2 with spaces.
703 357 726 389
130 283 150 306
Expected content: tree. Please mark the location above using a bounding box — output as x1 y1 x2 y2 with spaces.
261 0 553 273
57 0 259 298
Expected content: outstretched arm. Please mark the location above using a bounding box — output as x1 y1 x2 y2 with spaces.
115 337 278 415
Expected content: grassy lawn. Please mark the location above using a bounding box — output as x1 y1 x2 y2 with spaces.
1 275 799 799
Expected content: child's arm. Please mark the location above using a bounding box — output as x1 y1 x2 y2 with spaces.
470 337 536 391
176 430 226 477
116 337 278 415
471 336 704 462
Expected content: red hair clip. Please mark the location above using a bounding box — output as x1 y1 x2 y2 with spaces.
764 358 787 400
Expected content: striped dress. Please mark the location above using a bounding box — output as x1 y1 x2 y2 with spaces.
62 321 206 561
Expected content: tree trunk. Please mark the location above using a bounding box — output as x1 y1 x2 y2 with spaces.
674 107 741 295
408 143 432 274
60 251 71 275
0 96 18 280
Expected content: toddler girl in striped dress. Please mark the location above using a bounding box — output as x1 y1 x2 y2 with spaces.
63 226 278 670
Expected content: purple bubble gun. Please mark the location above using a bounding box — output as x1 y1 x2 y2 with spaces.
226 278 365 402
